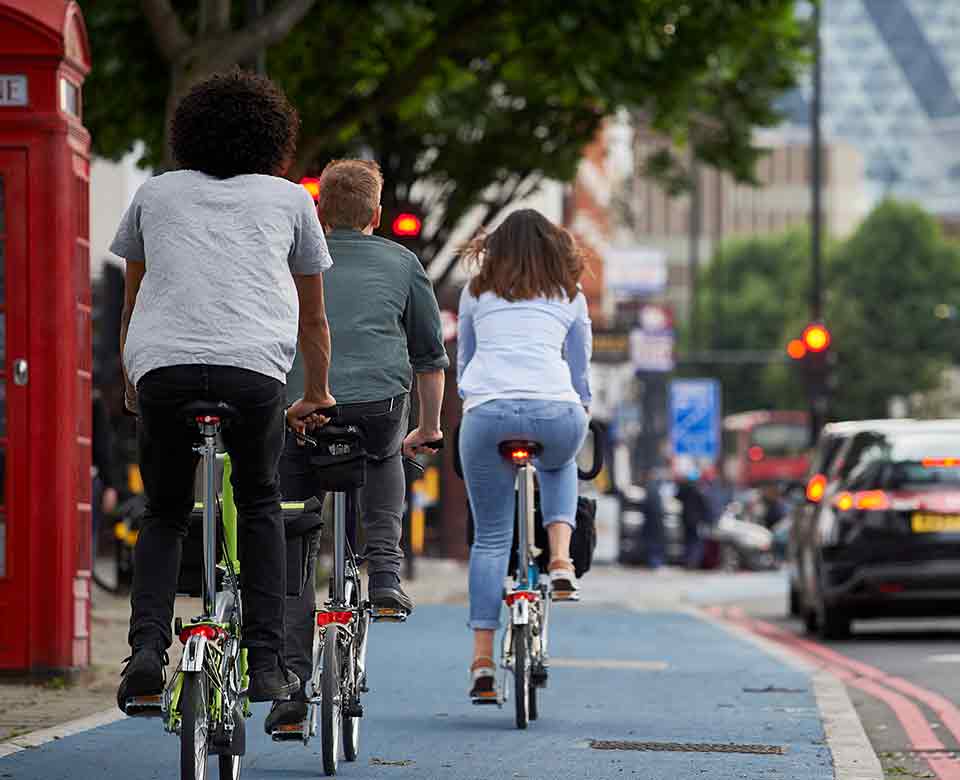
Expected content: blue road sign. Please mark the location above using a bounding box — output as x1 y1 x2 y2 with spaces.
669 379 721 461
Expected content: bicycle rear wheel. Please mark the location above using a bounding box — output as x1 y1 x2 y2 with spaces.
342 640 360 762
321 626 342 776
513 624 529 730
180 672 209 780
218 754 241 780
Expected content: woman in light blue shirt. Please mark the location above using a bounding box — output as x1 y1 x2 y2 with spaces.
457 209 591 701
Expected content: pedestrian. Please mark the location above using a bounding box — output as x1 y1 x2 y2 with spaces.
639 468 666 569
113 70 335 713
675 464 710 569
457 209 592 702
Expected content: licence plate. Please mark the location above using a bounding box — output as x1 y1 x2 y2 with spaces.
911 513 960 533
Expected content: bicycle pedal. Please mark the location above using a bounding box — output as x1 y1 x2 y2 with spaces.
271 723 306 742
551 590 580 602
471 691 501 706
371 607 408 623
124 695 163 717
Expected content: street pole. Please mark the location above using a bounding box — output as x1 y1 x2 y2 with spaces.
246 0 266 74
809 0 824 445
688 159 702 349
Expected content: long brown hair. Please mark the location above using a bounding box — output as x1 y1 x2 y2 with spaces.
462 209 585 302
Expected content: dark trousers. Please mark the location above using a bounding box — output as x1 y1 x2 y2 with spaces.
130 365 287 655
280 394 409 692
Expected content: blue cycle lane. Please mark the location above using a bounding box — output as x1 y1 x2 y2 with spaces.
2 605 833 780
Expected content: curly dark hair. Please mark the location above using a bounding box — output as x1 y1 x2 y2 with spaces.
170 70 300 178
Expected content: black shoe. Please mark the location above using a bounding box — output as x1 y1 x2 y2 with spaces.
369 572 414 614
264 699 308 734
117 647 167 714
247 652 300 703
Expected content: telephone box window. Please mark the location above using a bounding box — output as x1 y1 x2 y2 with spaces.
60 78 80 118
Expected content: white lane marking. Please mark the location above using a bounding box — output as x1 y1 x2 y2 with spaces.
0 709 124 759
550 658 668 671
928 655 960 664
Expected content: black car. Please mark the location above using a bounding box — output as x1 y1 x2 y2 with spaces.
786 419 916 618
794 420 960 638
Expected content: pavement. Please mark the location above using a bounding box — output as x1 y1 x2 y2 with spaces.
0 562 880 779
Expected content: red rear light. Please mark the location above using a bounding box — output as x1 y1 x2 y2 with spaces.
510 449 531 464
179 624 221 643
748 446 764 462
317 611 352 627
834 492 854 512
855 490 890 511
833 490 890 512
806 474 827 503
922 457 960 468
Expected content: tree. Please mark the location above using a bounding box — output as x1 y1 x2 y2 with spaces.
84 0 318 170
83 1 810 268
692 230 810 413
824 201 960 420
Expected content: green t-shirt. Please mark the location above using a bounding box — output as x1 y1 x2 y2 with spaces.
286 228 449 404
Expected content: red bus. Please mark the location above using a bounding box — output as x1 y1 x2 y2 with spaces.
722 410 811 488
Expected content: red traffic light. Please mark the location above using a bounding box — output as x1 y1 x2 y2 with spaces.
787 338 807 360
802 324 831 353
392 213 422 238
300 177 320 201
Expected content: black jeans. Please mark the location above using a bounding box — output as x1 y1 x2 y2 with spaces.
130 365 287 655
280 394 409 692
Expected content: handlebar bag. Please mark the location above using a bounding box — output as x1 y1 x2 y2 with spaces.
309 425 367 491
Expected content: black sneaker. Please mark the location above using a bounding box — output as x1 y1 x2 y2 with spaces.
369 572 414 614
247 652 300 703
117 647 167 714
264 699 308 734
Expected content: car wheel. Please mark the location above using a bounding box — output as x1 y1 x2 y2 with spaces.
788 584 801 617
817 600 852 640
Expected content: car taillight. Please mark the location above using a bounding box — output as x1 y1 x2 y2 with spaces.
833 490 891 512
806 474 827 503
748 446 764 462
921 457 960 468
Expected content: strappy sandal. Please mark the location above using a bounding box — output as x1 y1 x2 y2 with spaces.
469 656 498 704
549 558 580 601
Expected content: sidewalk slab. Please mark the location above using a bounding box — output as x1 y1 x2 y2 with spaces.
1 604 839 779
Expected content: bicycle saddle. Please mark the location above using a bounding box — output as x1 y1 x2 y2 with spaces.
180 400 239 424
498 440 543 461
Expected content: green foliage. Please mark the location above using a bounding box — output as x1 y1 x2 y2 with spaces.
696 200 960 420
825 201 960 419
81 0 809 265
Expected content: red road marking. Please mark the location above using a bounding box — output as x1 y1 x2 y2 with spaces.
716 609 960 779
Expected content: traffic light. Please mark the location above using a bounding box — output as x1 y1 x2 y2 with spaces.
391 213 422 238
788 322 836 443
299 176 320 201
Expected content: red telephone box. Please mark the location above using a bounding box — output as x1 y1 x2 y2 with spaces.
0 0 92 672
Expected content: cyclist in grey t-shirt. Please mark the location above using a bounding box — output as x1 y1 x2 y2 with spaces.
112 72 336 714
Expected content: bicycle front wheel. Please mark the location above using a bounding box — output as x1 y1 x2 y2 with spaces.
180 672 209 780
513 624 529 730
321 626 342 776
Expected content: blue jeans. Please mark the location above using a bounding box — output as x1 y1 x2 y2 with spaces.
460 399 588 630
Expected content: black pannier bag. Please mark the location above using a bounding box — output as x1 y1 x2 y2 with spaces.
283 496 324 597
177 498 324 598
467 493 598 579
177 502 225 597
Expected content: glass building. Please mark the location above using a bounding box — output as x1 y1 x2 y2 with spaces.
781 0 960 216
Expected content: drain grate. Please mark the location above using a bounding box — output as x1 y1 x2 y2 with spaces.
589 740 786 755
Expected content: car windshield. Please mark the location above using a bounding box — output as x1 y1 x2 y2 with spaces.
750 423 808 457
845 429 960 488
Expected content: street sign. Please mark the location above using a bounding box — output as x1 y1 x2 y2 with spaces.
669 379 721 461
630 304 675 373
0 75 27 106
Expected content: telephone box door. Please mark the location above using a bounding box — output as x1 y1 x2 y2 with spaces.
0 148 28 668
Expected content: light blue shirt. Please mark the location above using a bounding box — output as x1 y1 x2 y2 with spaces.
456 286 592 411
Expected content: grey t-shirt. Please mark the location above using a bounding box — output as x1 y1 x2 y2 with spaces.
111 170 332 385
